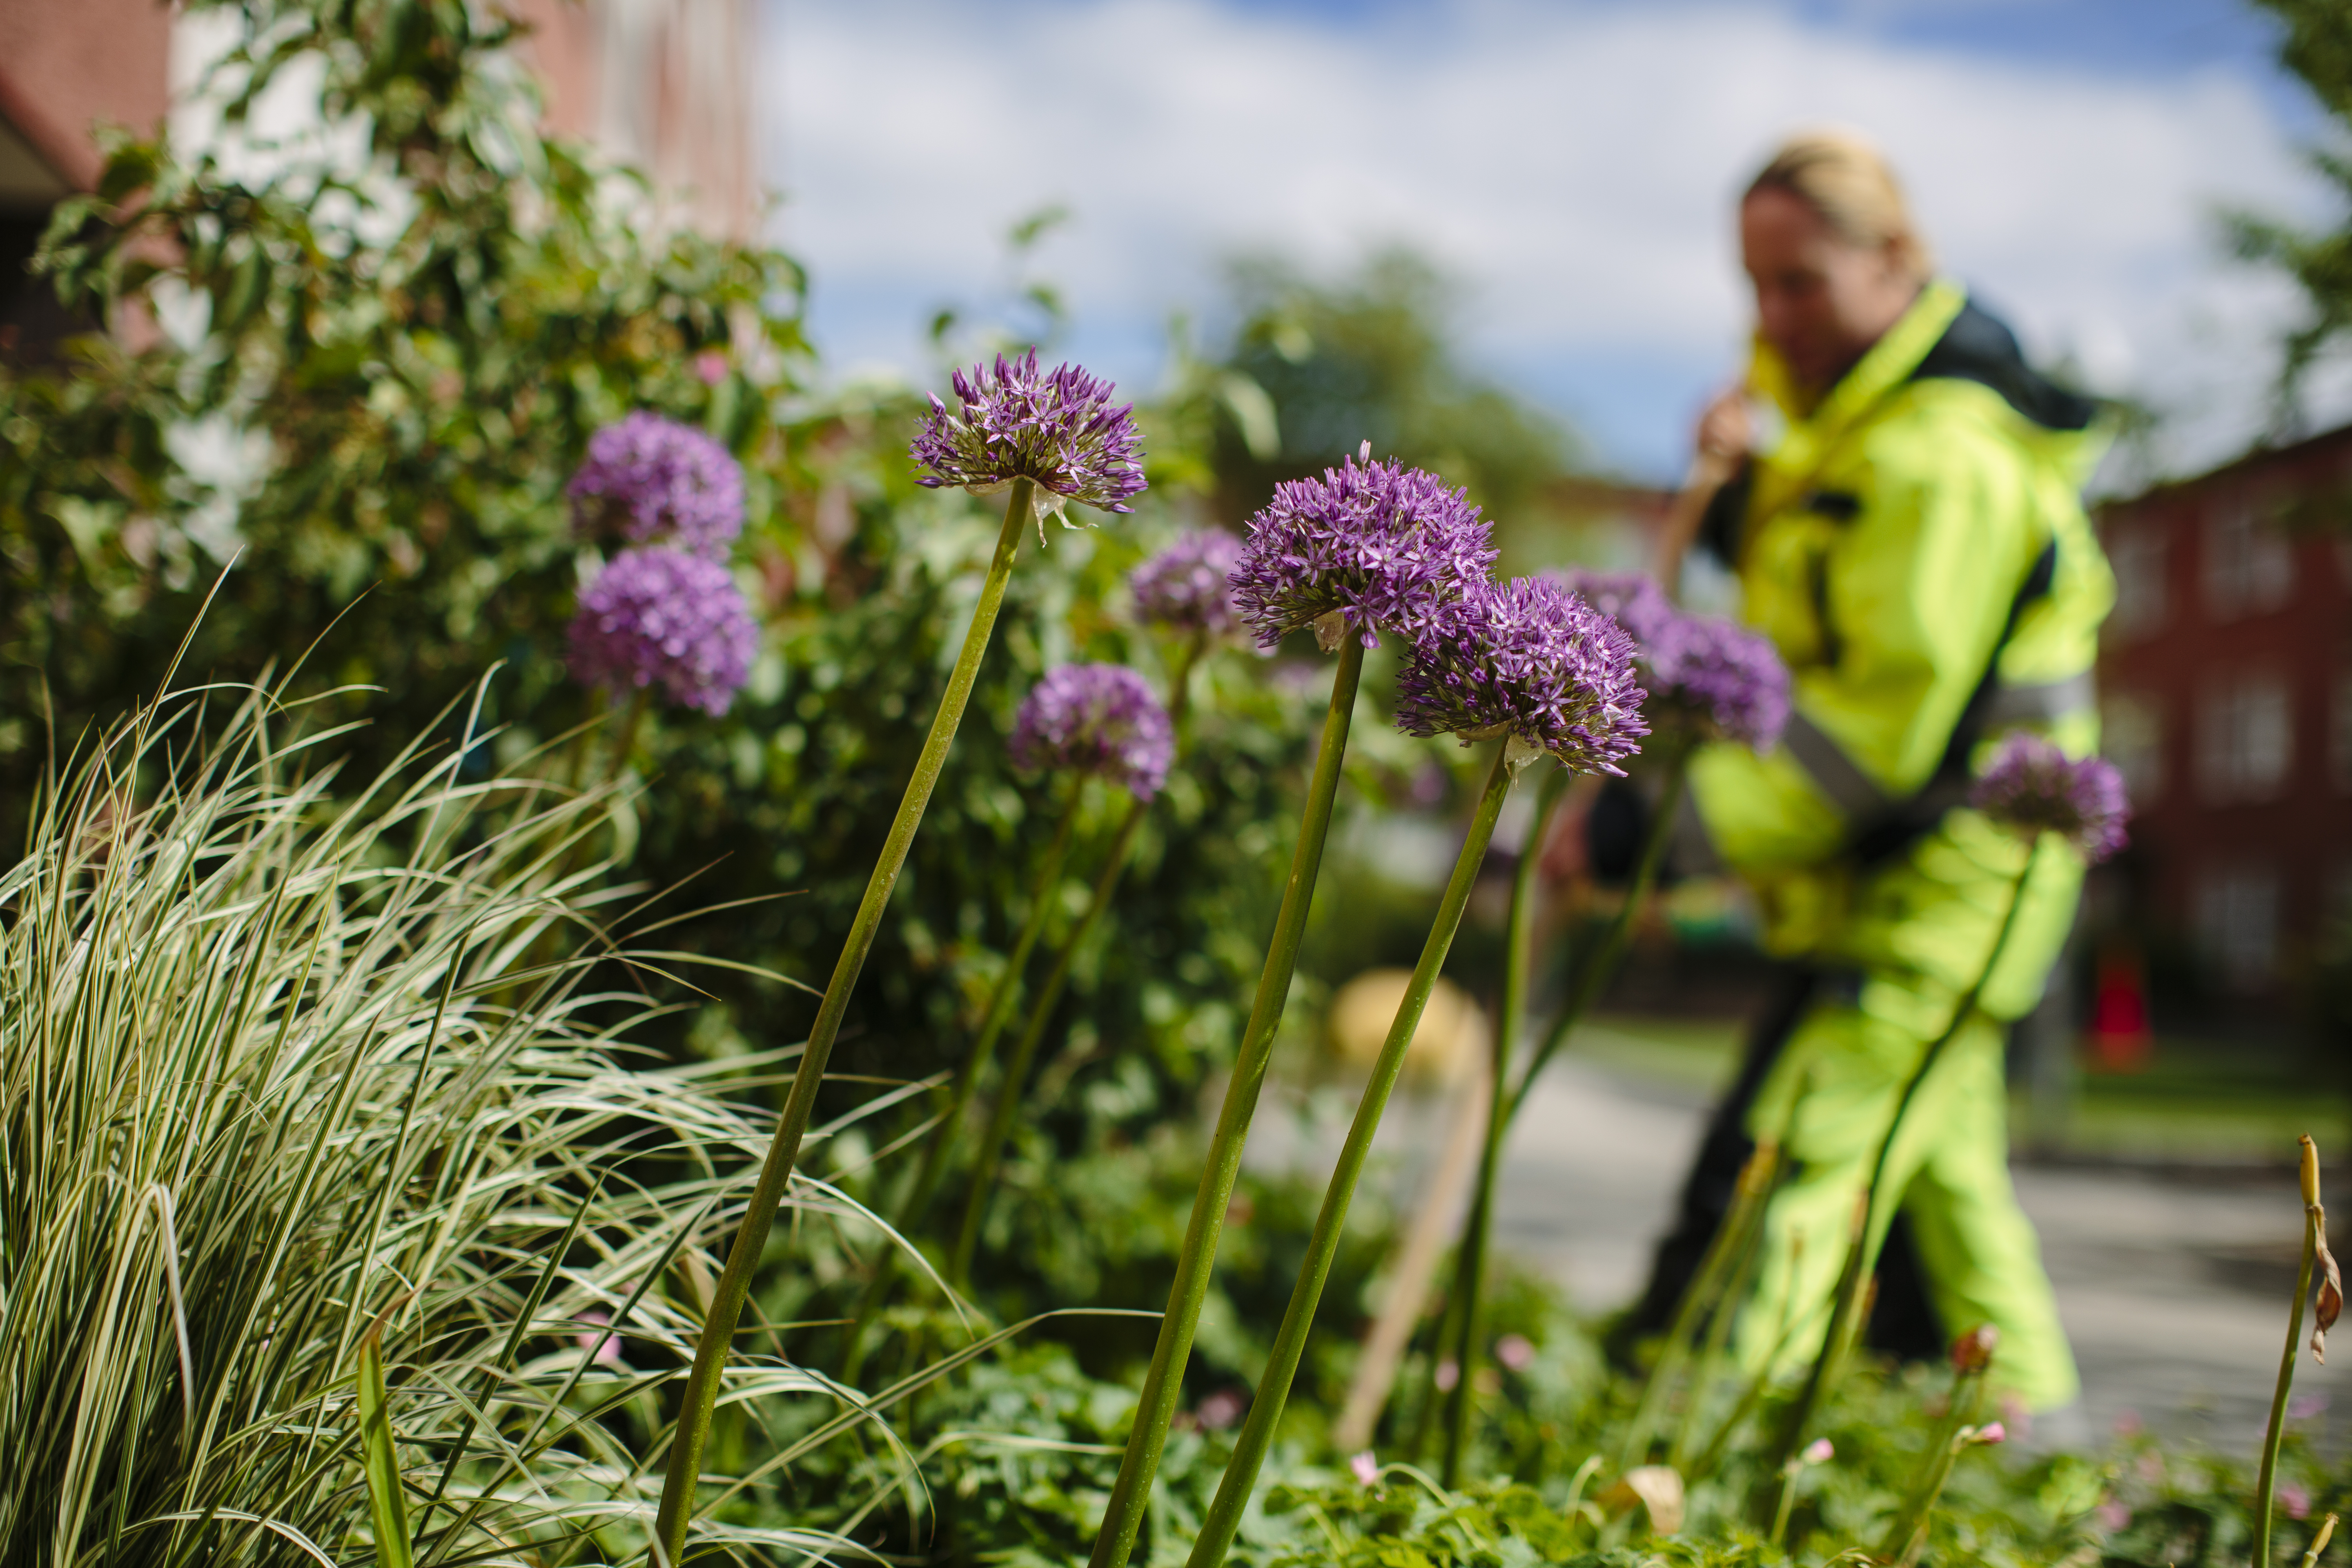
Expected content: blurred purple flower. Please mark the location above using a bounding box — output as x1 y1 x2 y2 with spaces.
1010 664 1174 802
2281 1482 2312 1520
1131 529 1244 637
1229 447 1497 651
2292 1392 2331 1420
694 350 730 386
1801 1437 1835 1465
567 547 757 716
1968 733 2130 864
1494 1333 1537 1372
568 411 745 560
1561 568 1790 750
1434 1359 1460 1392
2096 1499 2132 1533
911 349 1145 522
1394 575 1648 776
1350 1451 1381 1487
1973 1421 2007 1446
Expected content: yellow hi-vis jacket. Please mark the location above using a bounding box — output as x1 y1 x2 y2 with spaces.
1684 278 2115 1035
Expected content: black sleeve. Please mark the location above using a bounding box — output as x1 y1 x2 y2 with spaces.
1586 777 1650 883
1695 459 1754 567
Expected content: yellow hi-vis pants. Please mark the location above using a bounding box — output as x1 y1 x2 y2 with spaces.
1733 998 2079 1413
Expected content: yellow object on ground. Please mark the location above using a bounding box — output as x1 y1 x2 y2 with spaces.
1686 278 2114 1411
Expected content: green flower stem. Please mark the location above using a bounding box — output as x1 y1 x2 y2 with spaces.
836 779 1085 1384
1437 762 1568 1486
1187 738 1520 1568
653 477 1034 1567
1087 637 1366 1568
1619 1135 1779 1474
1880 1360 1992 1563
1760 846 2039 1501
951 795 1150 1283
947 632 1209 1285
1507 737 1691 1129
1666 1140 1781 1471
2255 1135 2325 1568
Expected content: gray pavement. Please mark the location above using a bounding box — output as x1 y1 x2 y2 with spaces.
1493 1049 2348 1454
1253 1040 2349 1456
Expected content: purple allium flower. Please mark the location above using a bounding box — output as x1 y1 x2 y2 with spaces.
911 349 1146 523
1228 448 1498 651
1130 529 1244 637
566 547 758 716
567 411 746 560
1562 569 1790 751
1009 664 1175 802
1967 733 2130 864
1394 575 1648 775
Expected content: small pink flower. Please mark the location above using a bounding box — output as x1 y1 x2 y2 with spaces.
1973 1421 2007 1445
2292 1392 2331 1420
574 1310 624 1367
2096 1499 2132 1533
1434 1359 1459 1392
1350 1451 1380 1487
694 350 730 385
2112 1409 2143 1438
1495 1334 1536 1372
1802 1438 1834 1465
2280 1483 2312 1521
1195 1389 1245 1431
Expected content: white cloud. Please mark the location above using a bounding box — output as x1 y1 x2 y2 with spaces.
764 0 2335 480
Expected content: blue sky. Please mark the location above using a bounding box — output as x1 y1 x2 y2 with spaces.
764 0 2340 483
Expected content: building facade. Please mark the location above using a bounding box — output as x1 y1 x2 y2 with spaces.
2095 424 2352 1004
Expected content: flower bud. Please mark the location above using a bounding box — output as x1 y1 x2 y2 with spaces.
1950 1324 2000 1374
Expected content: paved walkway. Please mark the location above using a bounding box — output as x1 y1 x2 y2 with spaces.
1489 1049 2346 1453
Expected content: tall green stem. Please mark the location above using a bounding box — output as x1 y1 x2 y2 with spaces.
949 634 1209 1285
653 479 1034 1566
1759 847 2038 1498
1438 762 1567 1485
837 780 1084 1382
1508 740 1691 1125
2255 1136 2325 1568
1086 639 1365 1568
952 797 1150 1282
1187 740 1520 1568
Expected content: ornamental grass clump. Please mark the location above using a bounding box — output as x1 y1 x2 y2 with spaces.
1183 574 1646 1568
0 678 893 1568
1764 733 2128 1491
568 410 747 559
656 351 1143 1561
1088 448 1493 1568
1434 569 1787 1484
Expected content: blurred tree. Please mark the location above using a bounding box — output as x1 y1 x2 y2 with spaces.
2230 0 2352 423
1203 249 1587 539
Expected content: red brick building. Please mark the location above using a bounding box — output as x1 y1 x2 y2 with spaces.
2095 425 2352 1002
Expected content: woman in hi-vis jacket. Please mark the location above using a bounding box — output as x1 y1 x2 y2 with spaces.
1620 130 2114 1418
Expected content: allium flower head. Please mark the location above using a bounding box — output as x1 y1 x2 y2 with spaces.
568 411 745 560
1563 569 1790 750
566 547 757 716
1229 447 1498 651
1009 664 1174 802
1968 733 2130 864
1395 575 1648 775
911 349 1146 525
1130 529 1244 637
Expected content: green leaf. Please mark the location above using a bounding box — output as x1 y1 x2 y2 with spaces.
358 1325 416 1568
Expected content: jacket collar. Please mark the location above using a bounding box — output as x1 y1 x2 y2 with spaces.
1746 278 1967 521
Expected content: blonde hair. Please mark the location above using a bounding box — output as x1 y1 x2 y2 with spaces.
1745 129 1934 279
